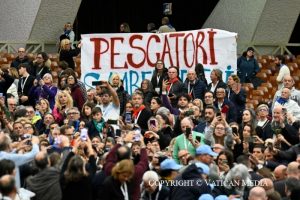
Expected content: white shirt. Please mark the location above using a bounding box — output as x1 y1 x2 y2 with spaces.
276 64 290 89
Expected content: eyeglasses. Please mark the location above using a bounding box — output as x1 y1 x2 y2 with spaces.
179 153 189 159
259 108 268 112
9 104 17 106
67 112 79 115
27 110 34 114
18 51 25 53
24 126 33 130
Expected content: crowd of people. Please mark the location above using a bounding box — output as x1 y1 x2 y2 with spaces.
0 22 299 200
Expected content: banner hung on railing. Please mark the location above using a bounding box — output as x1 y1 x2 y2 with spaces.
81 28 237 94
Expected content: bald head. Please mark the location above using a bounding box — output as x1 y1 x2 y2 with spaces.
187 69 197 81
281 87 291 99
0 175 16 197
258 178 274 194
248 186 267 200
274 165 287 180
283 75 294 89
287 162 300 179
34 152 49 169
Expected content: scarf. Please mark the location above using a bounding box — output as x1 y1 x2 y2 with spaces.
132 105 145 119
166 77 179 91
276 97 288 105
93 119 105 132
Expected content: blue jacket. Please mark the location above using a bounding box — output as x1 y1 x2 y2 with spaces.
237 55 260 83
214 99 237 123
184 79 207 100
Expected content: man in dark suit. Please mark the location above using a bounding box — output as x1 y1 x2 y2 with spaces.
207 69 227 97
131 91 152 132
17 63 35 106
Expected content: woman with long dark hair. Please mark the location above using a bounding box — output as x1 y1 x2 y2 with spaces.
150 59 168 95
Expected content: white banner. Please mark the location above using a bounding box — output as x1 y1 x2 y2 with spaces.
81 28 237 94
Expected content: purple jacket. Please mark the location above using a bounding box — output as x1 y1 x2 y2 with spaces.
30 84 57 109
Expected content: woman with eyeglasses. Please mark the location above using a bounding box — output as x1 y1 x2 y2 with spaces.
216 150 234 179
150 59 168 95
255 104 272 140
204 114 233 149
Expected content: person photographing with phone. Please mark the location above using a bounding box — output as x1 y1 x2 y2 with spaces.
204 113 234 150
172 117 205 163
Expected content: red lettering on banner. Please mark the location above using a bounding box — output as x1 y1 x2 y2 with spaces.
146 35 161 67
111 37 128 69
195 31 207 64
161 35 174 66
128 35 146 68
90 38 109 69
183 33 195 68
169 33 185 67
208 29 218 65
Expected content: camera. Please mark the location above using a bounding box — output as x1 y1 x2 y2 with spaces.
184 109 194 117
185 127 192 137
92 81 104 86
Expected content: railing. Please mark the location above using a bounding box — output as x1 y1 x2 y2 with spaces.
0 41 79 54
239 42 300 55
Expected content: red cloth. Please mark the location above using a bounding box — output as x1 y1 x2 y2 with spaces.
132 105 145 119
166 77 179 91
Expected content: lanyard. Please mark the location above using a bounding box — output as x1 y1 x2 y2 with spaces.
37 67 44 75
120 183 129 200
183 135 191 150
157 75 160 84
148 183 162 200
167 83 173 94
134 110 142 124
188 82 194 96
21 75 29 94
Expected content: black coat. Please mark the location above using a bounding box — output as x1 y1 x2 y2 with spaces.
227 88 246 123
0 73 14 98
136 108 152 133
11 56 32 69
151 68 168 95
207 81 227 97
17 75 35 105
170 164 211 200
100 176 134 200
60 152 97 200
213 99 237 123
59 48 80 69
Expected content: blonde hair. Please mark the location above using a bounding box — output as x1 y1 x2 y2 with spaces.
60 39 70 51
9 67 19 79
55 90 73 110
109 73 122 87
111 159 134 180
39 98 51 113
